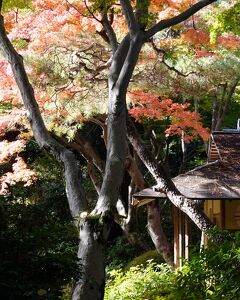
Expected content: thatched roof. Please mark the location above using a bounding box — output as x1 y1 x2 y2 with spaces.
133 132 240 204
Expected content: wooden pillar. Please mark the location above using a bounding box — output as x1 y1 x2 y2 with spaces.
173 206 189 268
185 215 189 260
173 206 179 267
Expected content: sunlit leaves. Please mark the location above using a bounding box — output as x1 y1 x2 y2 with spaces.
128 90 209 142
0 157 36 195
182 29 210 47
0 108 25 136
210 1 240 41
2 0 32 11
0 140 25 164
0 0 239 141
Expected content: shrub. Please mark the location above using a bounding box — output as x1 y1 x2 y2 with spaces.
104 262 175 300
106 236 136 272
0 150 80 300
174 230 240 300
124 250 164 271
105 229 240 300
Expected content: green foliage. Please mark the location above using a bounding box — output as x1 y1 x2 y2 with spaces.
105 230 240 300
88 0 115 14
124 250 164 271
104 262 174 300
136 0 150 29
175 229 240 300
0 195 79 299
210 2 240 41
106 236 136 272
0 102 13 114
12 39 29 49
2 0 32 11
220 100 240 129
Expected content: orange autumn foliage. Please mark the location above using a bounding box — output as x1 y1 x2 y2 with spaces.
182 29 210 46
128 91 209 142
0 110 36 195
0 157 37 195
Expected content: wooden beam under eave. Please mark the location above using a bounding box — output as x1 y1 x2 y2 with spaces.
132 197 156 207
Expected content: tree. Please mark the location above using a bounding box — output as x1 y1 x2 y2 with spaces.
0 1 220 299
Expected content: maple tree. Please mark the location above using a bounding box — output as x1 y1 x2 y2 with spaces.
128 90 210 141
0 107 36 195
1 1 237 299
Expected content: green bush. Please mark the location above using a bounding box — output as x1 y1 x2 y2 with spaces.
105 262 175 300
0 195 79 300
174 229 240 300
106 236 136 272
124 250 164 271
105 230 240 300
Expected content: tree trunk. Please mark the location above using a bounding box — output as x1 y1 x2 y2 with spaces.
126 148 173 259
147 201 174 266
211 96 219 132
71 220 105 300
214 79 239 131
127 118 214 234
179 131 187 174
0 16 104 300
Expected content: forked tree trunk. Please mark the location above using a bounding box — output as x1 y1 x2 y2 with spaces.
72 33 143 298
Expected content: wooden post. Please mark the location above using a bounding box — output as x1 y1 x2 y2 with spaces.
173 206 179 267
184 214 189 261
179 209 183 268
173 206 189 268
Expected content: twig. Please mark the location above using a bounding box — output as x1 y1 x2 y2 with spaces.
151 40 196 77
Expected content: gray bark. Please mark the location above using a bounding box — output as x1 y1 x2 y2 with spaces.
214 79 239 131
127 118 213 234
93 34 143 215
126 149 173 261
147 201 174 266
143 0 217 40
211 95 219 132
71 220 106 300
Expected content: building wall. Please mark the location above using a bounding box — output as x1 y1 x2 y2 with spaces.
204 199 240 230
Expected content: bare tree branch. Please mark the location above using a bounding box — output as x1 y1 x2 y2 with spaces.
127 117 213 233
144 0 217 40
151 40 196 77
87 162 101 195
101 12 118 53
